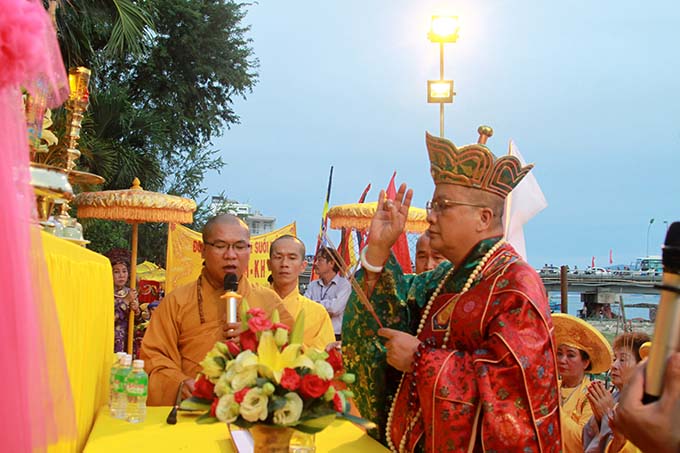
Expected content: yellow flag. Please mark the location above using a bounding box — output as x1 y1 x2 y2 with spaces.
165 222 297 293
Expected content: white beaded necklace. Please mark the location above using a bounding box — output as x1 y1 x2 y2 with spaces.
385 239 505 453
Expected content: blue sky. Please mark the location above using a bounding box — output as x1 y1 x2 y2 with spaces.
204 0 680 269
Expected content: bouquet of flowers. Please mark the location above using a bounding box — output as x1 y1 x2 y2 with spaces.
180 301 362 434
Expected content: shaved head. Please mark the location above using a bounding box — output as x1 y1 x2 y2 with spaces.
202 214 249 243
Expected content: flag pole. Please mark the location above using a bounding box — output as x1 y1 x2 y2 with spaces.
311 166 334 280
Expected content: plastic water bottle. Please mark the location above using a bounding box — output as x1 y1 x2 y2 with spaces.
109 352 127 416
125 359 148 423
112 355 132 419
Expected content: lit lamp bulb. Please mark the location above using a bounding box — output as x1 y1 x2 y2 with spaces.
428 15 460 42
427 80 454 103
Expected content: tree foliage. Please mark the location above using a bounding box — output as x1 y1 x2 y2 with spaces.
50 0 258 264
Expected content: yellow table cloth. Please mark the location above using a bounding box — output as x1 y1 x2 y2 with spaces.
42 232 114 452
84 406 389 452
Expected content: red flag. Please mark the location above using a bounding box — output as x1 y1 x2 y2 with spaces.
591 256 595 268
386 172 412 273
609 249 613 264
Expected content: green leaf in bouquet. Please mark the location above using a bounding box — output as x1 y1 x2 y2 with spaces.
267 395 287 412
289 309 305 345
232 418 254 429
196 413 219 424
214 355 226 368
255 377 270 387
294 414 337 434
179 396 213 411
271 308 280 324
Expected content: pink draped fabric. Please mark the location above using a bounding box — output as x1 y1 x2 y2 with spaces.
0 0 75 450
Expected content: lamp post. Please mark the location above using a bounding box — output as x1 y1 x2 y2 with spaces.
664 220 669 232
646 218 655 257
427 15 460 137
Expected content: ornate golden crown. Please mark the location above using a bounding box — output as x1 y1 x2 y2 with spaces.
426 126 534 199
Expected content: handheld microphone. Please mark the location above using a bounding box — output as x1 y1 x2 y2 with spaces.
221 273 241 324
644 221 680 403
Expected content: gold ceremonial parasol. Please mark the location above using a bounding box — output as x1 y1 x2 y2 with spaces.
327 201 429 233
137 261 166 283
73 177 196 353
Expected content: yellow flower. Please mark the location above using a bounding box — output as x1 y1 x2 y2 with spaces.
273 392 303 425
257 331 304 383
199 346 228 381
216 394 239 423
239 387 269 422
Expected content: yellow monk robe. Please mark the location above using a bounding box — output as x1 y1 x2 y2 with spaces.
277 289 335 352
141 270 295 406
560 376 593 453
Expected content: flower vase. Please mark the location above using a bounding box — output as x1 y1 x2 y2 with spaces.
249 425 294 453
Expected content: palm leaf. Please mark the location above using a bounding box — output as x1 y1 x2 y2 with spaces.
106 0 155 56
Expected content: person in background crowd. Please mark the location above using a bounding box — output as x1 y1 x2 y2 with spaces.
611 351 680 453
268 235 334 351
552 313 613 452
304 246 351 341
106 248 149 356
414 230 446 274
583 331 651 453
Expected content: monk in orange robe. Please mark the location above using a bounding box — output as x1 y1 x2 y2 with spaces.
141 214 294 406
267 234 335 352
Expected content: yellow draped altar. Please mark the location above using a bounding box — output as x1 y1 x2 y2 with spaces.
84 406 389 452
42 232 114 452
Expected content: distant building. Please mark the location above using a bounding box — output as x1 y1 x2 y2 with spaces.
209 196 275 234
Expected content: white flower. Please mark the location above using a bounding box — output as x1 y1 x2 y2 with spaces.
313 360 334 380
233 350 258 372
239 387 269 422
273 392 303 426
216 394 240 423
214 372 232 397
231 366 258 391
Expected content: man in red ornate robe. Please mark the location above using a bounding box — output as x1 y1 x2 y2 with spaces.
342 127 561 452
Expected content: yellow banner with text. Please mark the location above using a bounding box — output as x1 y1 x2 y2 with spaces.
165 222 297 293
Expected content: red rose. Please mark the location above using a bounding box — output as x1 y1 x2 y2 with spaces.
247 308 266 318
193 374 215 400
248 316 273 333
234 387 251 404
225 340 241 357
326 348 344 374
280 368 301 391
299 374 331 399
332 392 344 412
240 329 258 352
210 396 219 417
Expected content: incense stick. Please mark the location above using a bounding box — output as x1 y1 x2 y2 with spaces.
322 232 384 329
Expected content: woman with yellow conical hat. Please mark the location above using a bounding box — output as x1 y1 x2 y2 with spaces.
552 313 614 453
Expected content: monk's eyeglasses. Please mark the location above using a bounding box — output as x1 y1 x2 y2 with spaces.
204 240 251 254
425 199 487 215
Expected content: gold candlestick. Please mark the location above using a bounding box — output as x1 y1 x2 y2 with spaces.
64 66 91 171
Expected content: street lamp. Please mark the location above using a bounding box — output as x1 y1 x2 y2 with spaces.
664 220 669 232
646 218 655 257
427 15 460 137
